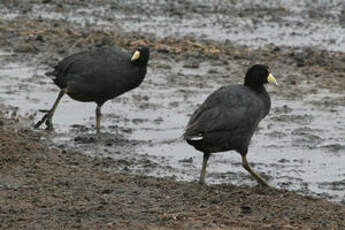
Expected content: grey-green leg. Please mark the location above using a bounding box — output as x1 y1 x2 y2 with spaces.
241 154 270 187
34 89 65 131
199 153 210 185
95 105 102 134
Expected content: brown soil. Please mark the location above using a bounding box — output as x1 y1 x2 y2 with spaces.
1 113 345 230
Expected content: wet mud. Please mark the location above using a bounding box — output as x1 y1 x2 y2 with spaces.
1 0 345 229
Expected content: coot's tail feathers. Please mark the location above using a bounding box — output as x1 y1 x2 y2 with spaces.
183 132 204 141
45 69 57 83
45 69 66 89
45 70 57 77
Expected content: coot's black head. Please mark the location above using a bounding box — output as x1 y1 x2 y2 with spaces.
130 46 150 67
244 64 278 90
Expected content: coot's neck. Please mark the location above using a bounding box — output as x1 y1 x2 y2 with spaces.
131 58 149 68
139 67 147 78
253 85 271 117
244 83 265 93
136 66 147 84
130 61 148 79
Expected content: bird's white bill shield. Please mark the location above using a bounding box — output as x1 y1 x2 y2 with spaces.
131 50 141 61
267 73 278 86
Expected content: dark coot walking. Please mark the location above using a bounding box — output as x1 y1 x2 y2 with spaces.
34 45 150 133
183 64 278 186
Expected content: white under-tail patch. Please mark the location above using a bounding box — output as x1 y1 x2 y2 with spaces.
189 135 203 141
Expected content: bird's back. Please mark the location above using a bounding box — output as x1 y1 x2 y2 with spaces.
184 85 270 154
47 46 148 104
51 47 125 85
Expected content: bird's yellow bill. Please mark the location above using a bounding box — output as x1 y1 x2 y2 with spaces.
131 50 141 61
267 73 278 86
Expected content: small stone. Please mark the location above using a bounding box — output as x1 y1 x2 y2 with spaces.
183 60 200 69
179 157 193 163
35 34 44 42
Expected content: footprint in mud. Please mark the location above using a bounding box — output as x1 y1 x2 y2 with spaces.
73 135 97 144
178 157 193 164
73 132 142 147
265 130 287 138
291 127 323 146
319 180 345 192
70 124 91 133
319 144 345 153
272 104 293 114
270 114 313 125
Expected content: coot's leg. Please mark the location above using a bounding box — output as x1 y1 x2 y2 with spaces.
199 153 210 185
34 89 66 131
95 105 102 134
241 154 270 187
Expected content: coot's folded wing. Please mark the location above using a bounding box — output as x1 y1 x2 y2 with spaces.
50 47 129 88
184 86 261 138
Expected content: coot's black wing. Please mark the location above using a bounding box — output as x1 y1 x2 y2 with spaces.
184 85 265 139
51 47 129 89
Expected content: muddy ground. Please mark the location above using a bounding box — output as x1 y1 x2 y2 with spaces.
1 0 345 229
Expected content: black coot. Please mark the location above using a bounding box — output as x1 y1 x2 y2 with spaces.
34 45 150 133
183 64 278 186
